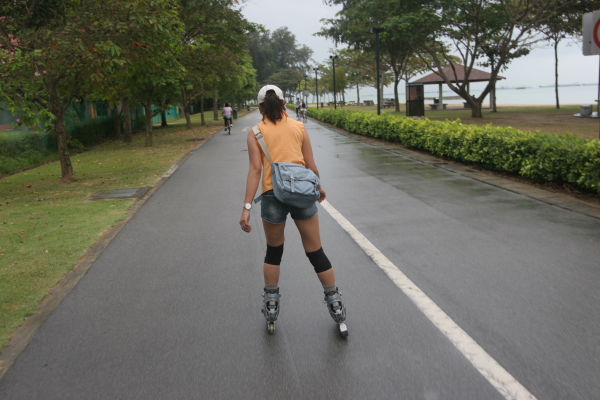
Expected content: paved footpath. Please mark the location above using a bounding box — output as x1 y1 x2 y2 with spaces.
1 111 599 400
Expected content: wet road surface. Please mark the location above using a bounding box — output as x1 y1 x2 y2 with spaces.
1 111 599 399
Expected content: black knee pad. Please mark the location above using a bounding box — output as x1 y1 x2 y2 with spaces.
264 244 284 265
306 247 331 273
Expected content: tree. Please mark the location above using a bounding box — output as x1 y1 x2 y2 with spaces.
248 27 312 86
321 0 435 112
124 1 184 146
534 0 599 109
85 1 183 142
219 53 257 105
1 0 114 179
177 0 257 128
268 68 305 98
0 0 185 180
418 0 552 118
337 48 377 105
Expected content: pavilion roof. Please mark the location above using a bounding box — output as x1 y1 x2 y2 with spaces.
413 64 504 84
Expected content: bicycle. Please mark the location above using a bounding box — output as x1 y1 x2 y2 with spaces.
299 108 308 122
225 117 232 135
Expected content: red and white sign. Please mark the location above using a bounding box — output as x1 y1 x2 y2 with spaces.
583 10 600 55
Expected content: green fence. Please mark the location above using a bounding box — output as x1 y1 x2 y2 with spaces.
152 105 181 124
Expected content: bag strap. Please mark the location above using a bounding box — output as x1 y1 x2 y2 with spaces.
252 124 274 165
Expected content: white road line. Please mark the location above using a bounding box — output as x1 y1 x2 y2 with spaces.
321 199 537 400
162 165 178 178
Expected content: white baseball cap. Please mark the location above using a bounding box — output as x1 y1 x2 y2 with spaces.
257 85 284 104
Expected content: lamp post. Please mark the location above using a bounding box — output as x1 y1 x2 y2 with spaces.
313 67 319 109
330 55 338 109
372 27 384 115
303 75 308 104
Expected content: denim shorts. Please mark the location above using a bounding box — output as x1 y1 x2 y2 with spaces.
259 190 318 224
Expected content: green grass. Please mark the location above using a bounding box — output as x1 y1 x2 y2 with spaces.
0 130 21 137
0 111 235 350
0 129 38 139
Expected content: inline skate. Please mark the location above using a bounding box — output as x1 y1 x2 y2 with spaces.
262 289 281 334
324 288 348 338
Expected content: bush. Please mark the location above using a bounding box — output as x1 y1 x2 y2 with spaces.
0 132 54 174
308 108 600 194
66 115 117 147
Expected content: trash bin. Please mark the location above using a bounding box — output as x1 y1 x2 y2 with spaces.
580 105 593 117
233 109 238 119
406 83 424 117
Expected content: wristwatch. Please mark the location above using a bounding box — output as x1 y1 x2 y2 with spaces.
243 202 252 211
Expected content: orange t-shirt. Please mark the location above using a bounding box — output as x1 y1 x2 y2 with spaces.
257 116 307 193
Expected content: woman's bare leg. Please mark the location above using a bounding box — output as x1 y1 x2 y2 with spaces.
293 214 336 287
262 220 285 286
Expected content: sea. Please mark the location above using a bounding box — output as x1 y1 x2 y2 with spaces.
314 82 599 106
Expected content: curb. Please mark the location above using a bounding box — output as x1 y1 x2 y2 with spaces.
310 118 600 220
0 126 221 379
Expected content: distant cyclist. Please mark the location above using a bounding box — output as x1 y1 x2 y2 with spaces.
223 103 233 130
299 100 308 121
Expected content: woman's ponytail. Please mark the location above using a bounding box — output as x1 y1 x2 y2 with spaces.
260 90 286 123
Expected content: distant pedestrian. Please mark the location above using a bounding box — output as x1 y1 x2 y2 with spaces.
295 98 301 118
239 85 348 337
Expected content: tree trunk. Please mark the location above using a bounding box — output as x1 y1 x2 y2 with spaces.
184 104 192 129
470 97 483 118
114 103 122 138
356 84 360 104
123 99 132 143
393 75 400 113
53 106 75 180
88 102 98 119
182 87 193 129
199 83 206 126
144 100 153 147
158 95 167 127
213 89 219 121
200 94 206 126
160 110 168 127
554 39 560 109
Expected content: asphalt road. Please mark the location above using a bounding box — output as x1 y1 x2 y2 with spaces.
1 111 599 400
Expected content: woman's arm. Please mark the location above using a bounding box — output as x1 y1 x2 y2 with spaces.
301 129 327 202
240 131 262 232
301 129 319 177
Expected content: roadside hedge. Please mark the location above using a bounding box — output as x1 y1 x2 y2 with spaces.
308 108 600 194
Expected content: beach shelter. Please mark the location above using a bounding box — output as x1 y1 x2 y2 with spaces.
412 64 505 109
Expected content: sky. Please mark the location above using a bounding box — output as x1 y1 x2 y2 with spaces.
240 0 599 88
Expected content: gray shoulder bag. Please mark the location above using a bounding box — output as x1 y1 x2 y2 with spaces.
252 124 320 208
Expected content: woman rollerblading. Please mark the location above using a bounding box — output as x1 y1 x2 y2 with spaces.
239 85 348 338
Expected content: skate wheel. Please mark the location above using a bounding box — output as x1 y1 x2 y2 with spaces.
267 321 275 335
338 322 348 338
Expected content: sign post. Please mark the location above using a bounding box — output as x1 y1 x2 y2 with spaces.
583 10 600 138
582 11 600 56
